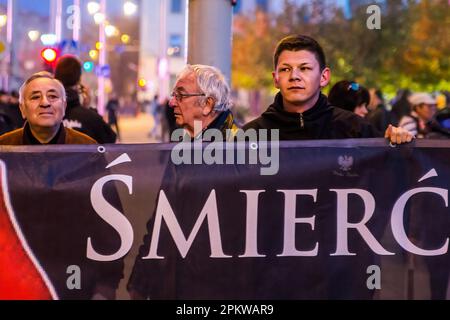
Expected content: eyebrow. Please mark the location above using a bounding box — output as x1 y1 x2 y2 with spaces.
174 86 186 92
29 89 59 95
279 62 312 67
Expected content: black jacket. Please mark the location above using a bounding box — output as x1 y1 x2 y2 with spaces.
367 104 393 133
0 103 24 135
243 92 381 140
63 89 117 144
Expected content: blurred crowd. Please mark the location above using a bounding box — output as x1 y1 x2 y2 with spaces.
327 81 450 140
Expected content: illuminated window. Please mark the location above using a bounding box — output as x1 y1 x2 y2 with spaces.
256 0 268 12
171 0 182 13
168 34 182 57
233 0 242 14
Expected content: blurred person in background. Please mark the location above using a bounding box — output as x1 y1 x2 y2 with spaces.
0 90 24 135
7 91 25 129
106 93 121 141
327 80 370 118
148 94 162 141
425 90 449 137
160 97 176 142
366 88 393 133
390 89 412 126
55 55 117 144
399 92 437 138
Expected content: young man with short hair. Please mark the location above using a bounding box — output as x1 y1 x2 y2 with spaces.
244 34 413 144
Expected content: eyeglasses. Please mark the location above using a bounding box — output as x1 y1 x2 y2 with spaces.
171 91 205 102
348 82 360 91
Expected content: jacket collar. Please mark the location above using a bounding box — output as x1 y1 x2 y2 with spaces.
65 88 81 110
262 91 332 123
22 122 65 145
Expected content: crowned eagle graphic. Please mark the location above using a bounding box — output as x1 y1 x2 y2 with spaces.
338 155 353 172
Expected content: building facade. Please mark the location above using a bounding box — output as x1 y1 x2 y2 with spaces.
138 0 187 103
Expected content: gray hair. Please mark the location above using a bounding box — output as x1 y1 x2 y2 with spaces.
178 64 233 112
19 71 66 104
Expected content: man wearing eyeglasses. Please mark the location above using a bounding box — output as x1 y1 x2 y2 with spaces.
244 34 413 144
169 64 238 140
0 72 96 145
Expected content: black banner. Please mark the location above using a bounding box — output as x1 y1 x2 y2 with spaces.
0 139 449 300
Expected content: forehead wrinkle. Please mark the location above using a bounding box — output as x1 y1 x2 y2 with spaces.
279 51 318 62
177 72 197 86
28 88 59 96
175 85 186 92
174 74 199 106
27 79 60 91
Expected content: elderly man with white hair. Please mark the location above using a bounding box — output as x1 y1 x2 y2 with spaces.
169 64 239 140
0 71 96 145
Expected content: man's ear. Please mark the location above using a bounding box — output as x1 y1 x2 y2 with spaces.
202 97 215 116
18 103 27 120
272 71 280 89
62 100 67 118
320 67 331 88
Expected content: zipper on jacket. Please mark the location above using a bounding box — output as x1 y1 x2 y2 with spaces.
299 113 304 129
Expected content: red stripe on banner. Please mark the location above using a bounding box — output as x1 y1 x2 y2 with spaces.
0 163 52 300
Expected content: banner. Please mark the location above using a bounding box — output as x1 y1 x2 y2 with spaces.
0 139 449 300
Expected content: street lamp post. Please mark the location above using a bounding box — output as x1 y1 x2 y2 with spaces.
56 0 63 43
87 1 107 115
158 0 168 100
188 0 233 83
49 0 63 43
73 0 81 42
1 0 14 91
97 0 106 116
0 15 6 90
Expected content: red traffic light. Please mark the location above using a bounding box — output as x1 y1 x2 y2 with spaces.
41 48 58 64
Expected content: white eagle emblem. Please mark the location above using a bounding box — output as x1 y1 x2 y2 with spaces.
338 155 353 172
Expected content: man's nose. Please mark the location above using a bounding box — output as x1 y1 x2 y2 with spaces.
289 67 301 80
40 96 51 107
169 96 177 108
